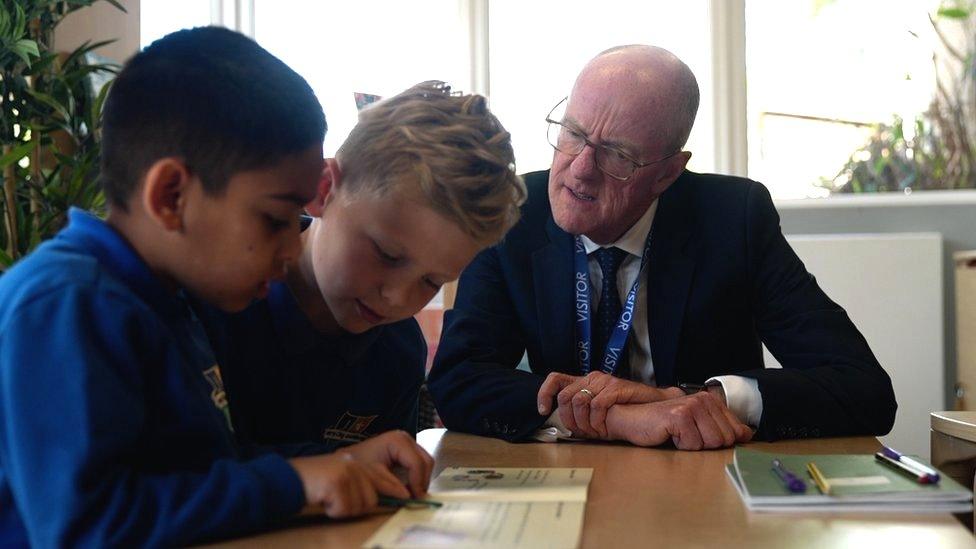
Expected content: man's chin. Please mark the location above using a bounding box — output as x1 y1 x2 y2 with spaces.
552 212 590 237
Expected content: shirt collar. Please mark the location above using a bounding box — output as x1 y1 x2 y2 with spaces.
580 199 659 257
57 207 188 319
267 280 380 362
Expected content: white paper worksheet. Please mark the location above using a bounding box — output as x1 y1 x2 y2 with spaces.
363 467 593 548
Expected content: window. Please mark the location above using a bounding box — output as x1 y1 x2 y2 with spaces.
141 1 714 172
140 0 213 48
745 0 943 198
488 0 714 174
139 0 972 200
253 1 469 156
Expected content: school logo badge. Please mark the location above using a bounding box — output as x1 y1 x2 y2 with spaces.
203 365 233 432
323 412 378 443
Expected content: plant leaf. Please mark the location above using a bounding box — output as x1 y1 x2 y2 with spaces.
0 142 35 170
8 39 40 67
937 7 971 19
15 39 40 58
61 39 118 68
24 89 71 123
102 0 129 14
23 52 61 76
91 78 114 125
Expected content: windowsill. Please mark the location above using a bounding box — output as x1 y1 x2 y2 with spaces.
774 189 976 209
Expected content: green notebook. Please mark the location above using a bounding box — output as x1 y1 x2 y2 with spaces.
727 447 973 513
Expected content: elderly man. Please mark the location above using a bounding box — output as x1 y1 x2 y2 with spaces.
427 45 896 449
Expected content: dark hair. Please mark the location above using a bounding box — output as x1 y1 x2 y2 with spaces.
100 26 326 209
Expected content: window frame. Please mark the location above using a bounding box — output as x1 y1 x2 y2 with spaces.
206 0 971 204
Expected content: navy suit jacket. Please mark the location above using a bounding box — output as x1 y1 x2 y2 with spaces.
428 170 897 442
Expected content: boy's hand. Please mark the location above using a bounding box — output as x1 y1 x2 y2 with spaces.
339 430 435 498
288 452 409 518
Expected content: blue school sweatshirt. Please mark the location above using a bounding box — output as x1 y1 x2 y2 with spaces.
0 209 305 548
193 280 426 451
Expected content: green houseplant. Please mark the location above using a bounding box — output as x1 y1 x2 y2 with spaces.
824 1 976 193
0 0 123 270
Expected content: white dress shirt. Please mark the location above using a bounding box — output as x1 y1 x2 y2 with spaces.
534 200 763 442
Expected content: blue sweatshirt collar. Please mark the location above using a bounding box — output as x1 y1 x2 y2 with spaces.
57 208 188 320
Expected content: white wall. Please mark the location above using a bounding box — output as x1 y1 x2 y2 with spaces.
55 0 140 64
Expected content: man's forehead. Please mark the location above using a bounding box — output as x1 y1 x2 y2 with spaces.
571 64 661 110
565 84 660 150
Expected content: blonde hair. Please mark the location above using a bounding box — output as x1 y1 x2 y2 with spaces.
337 81 526 246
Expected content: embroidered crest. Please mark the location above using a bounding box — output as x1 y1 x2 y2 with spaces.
203 365 233 432
323 411 378 442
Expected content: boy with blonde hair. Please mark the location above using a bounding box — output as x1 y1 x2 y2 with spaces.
196 81 526 450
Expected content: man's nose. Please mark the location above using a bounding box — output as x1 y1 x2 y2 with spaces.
569 143 600 180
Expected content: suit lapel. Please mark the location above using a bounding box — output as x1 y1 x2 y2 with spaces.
533 216 578 375
646 179 697 387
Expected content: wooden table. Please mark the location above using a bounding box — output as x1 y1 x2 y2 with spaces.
209 429 976 548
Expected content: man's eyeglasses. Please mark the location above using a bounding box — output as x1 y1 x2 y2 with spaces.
545 97 679 181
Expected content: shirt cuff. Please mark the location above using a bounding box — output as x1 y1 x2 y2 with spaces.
531 411 576 442
707 375 763 428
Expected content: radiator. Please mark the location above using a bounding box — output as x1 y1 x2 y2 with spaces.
763 232 944 459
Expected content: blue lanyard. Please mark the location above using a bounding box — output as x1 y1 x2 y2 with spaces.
573 231 653 375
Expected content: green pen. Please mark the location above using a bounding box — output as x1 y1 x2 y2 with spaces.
378 496 443 509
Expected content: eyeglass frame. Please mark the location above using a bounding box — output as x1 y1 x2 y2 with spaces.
544 96 681 181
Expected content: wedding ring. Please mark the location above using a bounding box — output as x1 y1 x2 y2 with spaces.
579 388 595 398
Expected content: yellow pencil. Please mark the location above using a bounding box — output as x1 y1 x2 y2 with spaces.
806 462 831 495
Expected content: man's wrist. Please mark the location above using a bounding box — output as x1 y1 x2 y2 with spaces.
706 376 763 427
705 382 727 405
676 382 727 406
604 404 628 442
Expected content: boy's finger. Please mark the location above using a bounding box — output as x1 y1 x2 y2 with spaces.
413 446 435 494
383 443 427 497
403 455 429 498
325 482 356 519
369 463 411 499
351 472 370 516
359 468 379 512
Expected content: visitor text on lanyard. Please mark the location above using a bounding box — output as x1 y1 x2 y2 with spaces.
573 231 653 375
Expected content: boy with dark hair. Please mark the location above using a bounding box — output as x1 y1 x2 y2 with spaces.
0 27 431 547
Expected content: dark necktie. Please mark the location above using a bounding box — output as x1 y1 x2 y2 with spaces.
593 247 629 374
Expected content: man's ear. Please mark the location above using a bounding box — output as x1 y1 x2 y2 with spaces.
141 157 193 232
650 151 691 196
305 157 342 217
